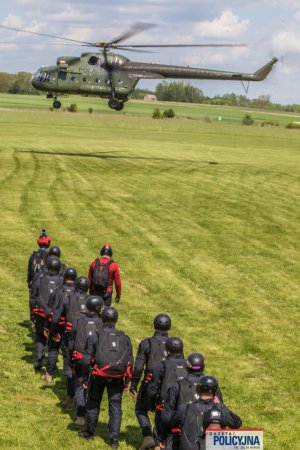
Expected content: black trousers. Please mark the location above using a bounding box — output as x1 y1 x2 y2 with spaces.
46 337 61 374
75 364 86 417
135 385 152 437
34 317 47 364
86 377 124 439
91 289 112 307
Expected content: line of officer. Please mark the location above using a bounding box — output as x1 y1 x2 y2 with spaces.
43 267 77 385
27 229 51 290
160 353 223 448
30 256 62 371
68 295 104 425
169 376 242 450
130 314 171 450
146 337 187 446
79 307 133 449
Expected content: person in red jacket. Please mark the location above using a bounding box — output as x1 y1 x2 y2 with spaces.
88 244 121 307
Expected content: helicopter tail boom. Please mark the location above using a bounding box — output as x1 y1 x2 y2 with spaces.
122 57 278 82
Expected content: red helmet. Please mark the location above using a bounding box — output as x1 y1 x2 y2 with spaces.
37 229 51 247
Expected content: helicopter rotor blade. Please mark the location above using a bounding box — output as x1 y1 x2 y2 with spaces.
116 43 246 48
108 22 156 45
0 24 97 46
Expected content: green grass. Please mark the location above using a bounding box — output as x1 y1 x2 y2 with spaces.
0 95 299 449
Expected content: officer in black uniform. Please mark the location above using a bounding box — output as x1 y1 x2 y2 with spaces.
171 376 242 450
30 256 62 371
161 353 223 448
130 313 171 450
69 295 104 426
27 229 50 290
146 337 186 446
43 267 77 385
79 307 134 449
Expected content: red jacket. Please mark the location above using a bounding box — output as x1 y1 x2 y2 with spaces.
88 256 121 298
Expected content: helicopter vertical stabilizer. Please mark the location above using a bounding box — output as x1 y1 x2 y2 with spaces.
252 57 278 81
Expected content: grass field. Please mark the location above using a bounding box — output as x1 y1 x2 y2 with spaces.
0 94 299 450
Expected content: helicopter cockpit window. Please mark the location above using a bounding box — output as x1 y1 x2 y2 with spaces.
88 56 98 65
33 71 51 83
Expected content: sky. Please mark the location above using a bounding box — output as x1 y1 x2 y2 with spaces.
1 0 300 104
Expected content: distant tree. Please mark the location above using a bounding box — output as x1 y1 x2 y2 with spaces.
155 81 203 103
152 108 161 119
67 103 78 112
162 108 175 118
242 113 254 125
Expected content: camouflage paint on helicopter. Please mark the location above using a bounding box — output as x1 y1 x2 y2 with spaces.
31 52 278 110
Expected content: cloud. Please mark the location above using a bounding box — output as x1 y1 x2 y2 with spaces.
194 10 250 38
272 31 300 53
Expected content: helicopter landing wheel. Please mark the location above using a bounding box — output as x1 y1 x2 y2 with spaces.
53 100 61 109
108 97 122 110
114 102 124 111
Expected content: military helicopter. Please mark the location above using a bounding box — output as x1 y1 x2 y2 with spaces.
0 23 278 111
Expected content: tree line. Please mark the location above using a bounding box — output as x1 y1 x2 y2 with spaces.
1 72 300 113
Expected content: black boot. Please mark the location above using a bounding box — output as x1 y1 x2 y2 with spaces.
110 437 119 449
78 430 94 440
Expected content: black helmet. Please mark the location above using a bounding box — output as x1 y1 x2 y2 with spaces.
47 256 61 273
102 307 118 324
166 337 183 355
100 243 113 257
203 406 226 429
196 376 219 396
186 353 205 372
86 295 104 314
48 246 61 258
154 314 171 331
64 267 77 282
75 276 90 292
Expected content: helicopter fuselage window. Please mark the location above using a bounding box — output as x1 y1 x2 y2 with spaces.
82 77 87 82
71 76 76 81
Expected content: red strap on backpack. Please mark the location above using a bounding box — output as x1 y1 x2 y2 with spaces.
171 428 182 433
72 350 83 360
33 307 46 318
92 362 132 379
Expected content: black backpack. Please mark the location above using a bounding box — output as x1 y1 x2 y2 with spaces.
93 328 131 378
146 335 168 373
65 292 87 332
160 358 188 402
179 402 210 450
73 315 103 357
31 249 48 276
177 376 199 407
92 258 113 293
